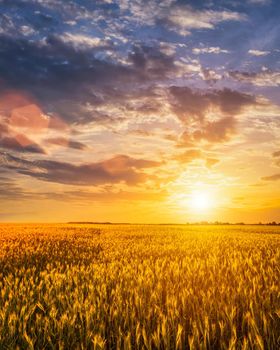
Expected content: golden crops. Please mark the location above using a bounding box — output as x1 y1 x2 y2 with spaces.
0 224 279 349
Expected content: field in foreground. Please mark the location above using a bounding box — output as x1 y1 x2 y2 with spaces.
0 224 279 349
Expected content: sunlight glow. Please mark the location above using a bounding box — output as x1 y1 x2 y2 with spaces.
189 190 212 211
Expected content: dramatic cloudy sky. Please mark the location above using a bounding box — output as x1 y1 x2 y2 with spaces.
0 0 280 222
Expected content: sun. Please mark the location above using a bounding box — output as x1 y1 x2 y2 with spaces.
189 191 211 211
171 184 216 214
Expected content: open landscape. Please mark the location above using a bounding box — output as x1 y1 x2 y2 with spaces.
1 0 280 349
0 223 279 349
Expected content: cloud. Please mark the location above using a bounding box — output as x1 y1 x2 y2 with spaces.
0 118 46 154
229 70 280 87
247 0 271 4
57 33 110 50
42 188 167 203
167 6 246 35
45 137 88 150
192 116 236 143
262 173 280 181
200 68 222 84
128 44 176 77
1 153 161 186
174 149 202 163
0 14 15 35
9 103 50 130
117 0 171 26
0 1 248 137
0 176 27 199
0 34 177 125
248 49 270 56
205 158 219 168
192 47 229 55
0 135 46 154
115 1 246 36
0 90 71 153
174 149 219 168
272 151 280 157
272 150 280 167
0 12 36 37
169 86 256 122
169 86 257 145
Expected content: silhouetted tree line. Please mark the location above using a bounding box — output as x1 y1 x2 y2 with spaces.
185 221 280 226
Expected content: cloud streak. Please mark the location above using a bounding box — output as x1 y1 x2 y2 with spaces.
1 153 161 186
262 174 280 181
192 47 229 55
167 6 246 35
229 70 280 87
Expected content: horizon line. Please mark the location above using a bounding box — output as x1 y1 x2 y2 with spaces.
0 221 280 226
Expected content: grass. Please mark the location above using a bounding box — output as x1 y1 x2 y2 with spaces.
0 223 279 349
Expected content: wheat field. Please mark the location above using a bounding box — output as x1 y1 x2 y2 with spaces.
0 224 279 349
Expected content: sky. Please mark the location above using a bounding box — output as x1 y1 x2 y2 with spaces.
0 0 280 223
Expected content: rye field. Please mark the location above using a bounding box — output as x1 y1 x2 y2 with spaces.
0 224 279 350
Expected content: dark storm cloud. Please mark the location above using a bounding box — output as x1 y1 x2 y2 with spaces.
0 153 161 186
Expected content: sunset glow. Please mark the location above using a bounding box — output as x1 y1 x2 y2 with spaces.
0 3 280 346
0 1 279 223
189 191 212 211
